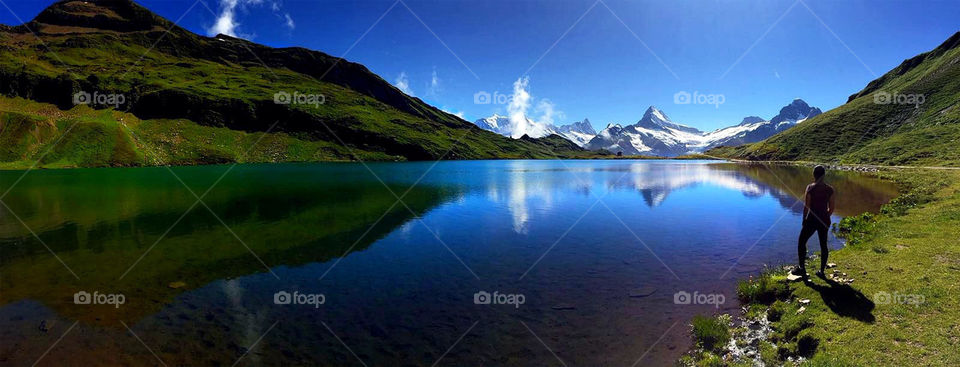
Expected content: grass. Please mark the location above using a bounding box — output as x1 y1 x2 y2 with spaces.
692 314 732 354
0 96 390 168
736 267 791 305
784 169 960 365
683 168 960 366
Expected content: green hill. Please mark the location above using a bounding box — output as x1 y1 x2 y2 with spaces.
708 32 960 166
0 0 582 168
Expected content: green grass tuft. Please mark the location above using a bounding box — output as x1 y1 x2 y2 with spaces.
691 315 731 354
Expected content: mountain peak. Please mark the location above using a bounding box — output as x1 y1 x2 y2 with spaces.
556 119 596 136
738 116 767 125
771 98 821 125
635 106 702 134
27 0 176 33
641 106 670 123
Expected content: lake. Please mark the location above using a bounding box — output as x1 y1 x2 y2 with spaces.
0 160 897 366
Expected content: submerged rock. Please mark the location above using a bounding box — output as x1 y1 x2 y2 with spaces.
629 287 657 298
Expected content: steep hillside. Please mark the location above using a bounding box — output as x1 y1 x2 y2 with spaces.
709 32 960 166
0 0 580 168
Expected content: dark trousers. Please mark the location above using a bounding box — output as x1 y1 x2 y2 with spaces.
798 218 829 271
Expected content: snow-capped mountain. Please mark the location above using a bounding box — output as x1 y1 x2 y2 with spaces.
473 115 597 147
699 99 822 150
585 106 707 156
475 99 821 155
585 99 822 156
770 98 822 127
473 114 557 140
473 114 515 136
555 119 597 146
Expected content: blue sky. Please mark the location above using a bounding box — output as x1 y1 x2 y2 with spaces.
2 0 958 131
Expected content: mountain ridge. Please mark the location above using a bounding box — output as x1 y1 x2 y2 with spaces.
471 115 596 146
0 0 584 167
473 99 820 155
582 100 821 156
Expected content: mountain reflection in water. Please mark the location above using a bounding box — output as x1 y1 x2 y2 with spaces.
0 161 896 366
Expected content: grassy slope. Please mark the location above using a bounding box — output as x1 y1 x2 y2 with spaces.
0 95 586 168
0 96 392 168
793 170 960 365
708 32 960 167
0 1 583 167
683 169 960 366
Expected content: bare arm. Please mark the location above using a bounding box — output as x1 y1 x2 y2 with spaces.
804 192 812 219
827 192 835 217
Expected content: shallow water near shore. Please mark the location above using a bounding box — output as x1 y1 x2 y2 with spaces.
0 160 897 366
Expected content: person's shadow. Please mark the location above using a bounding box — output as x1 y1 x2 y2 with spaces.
803 276 876 323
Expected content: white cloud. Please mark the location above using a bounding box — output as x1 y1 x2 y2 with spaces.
502 77 563 138
394 72 414 96
506 77 532 136
535 98 560 126
207 0 293 38
427 69 441 96
208 0 241 37
442 107 465 119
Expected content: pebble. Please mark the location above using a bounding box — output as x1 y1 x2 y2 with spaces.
799 299 811 305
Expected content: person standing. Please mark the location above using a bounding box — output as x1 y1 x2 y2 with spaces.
794 165 835 278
